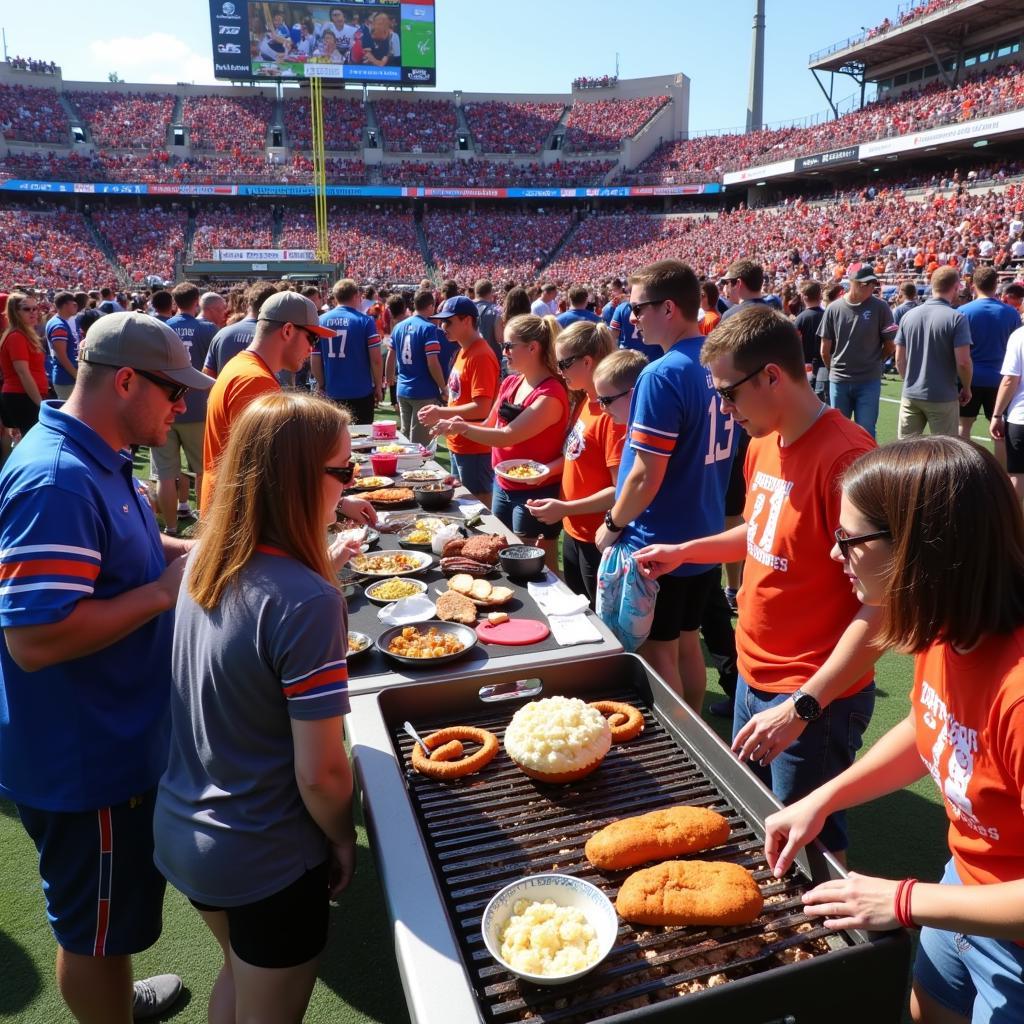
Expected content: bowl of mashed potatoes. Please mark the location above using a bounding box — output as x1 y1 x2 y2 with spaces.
482 874 617 985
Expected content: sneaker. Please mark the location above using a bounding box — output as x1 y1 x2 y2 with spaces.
724 587 738 613
132 974 183 1020
709 698 735 720
176 506 195 521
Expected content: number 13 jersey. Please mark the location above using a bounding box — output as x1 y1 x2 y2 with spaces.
617 336 736 576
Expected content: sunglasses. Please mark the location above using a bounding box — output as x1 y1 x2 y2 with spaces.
833 526 891 559
263 320 321 347
628 298 665 317
715 363 766 404
556 354 583 372
501 340 530 353
595 388 631 408
720 278 739 286
324 463 356 484
85 360 189 402
19 304 39 312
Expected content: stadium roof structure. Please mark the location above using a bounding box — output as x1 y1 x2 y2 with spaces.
809 0 1024 74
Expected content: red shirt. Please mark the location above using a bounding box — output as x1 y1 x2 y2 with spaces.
493 374 569 491
561 399 625 544
0 330 48 395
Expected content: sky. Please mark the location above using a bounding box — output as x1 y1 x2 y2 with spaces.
0 0 909 132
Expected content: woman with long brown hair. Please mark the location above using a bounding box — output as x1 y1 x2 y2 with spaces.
154 391 363 1024
765 436 1024 1024
431 313 570 570
0 292 47 435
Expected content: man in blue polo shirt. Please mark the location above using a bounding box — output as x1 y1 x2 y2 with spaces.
392 289 447 444
557 286 602 329
958 266 1022 466
45 290 81 400
0 312 212 1023
312 278 383 424
596 260 736 712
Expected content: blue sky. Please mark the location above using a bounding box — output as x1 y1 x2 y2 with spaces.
1 0 908 132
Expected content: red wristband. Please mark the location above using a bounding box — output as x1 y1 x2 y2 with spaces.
893 878 910 927
902 878 919 928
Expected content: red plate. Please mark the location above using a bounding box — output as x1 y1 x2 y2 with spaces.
475 618 550 646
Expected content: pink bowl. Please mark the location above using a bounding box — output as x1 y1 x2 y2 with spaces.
370 453 398 476
372 420 397 439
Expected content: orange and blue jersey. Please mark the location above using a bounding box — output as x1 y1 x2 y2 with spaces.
393 313 445 400
610 300 663 363
0 401 172 811
616 336 736 576
317 304 381 400
44 313 79 387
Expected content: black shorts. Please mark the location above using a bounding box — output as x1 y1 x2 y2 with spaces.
0 392 40 434
562 533 602 608
648 567 720 642
189 861 330 968
724 429 750 518
331 393 375 425
1006 422 1024 474
960 385 997 421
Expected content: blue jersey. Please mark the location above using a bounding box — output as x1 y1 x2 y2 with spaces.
601 300 618 325
958 297 1022 388
557 308 602 329
166 313 217 423
44 313 79 386
317 305 381 399
611 300 663 363
0 402 172 810
393 314 444 400
616 336 736 576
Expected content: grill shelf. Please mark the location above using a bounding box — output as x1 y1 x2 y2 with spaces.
389 686 871 1023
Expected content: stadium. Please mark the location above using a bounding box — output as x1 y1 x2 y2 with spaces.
4 1 1024 1023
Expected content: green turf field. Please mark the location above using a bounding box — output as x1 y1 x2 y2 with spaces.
0 379 984 1022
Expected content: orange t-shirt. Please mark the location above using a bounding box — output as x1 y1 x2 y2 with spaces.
737 407 875 696
561 398 625 544
446 338 499 456
700 310 721 335
913 632 1024 889
201 350 280 510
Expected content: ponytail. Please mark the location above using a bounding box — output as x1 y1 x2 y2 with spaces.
505 313 563 383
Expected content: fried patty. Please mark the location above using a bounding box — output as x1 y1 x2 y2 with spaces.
615 860 763 927
585 806 731 871
436 590 478 625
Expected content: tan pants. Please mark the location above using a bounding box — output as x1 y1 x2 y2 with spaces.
897 397 960 439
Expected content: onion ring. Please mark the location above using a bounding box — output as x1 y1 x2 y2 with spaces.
589 700 645 743
410 726 499 779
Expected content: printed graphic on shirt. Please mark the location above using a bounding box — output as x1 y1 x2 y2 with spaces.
745 470 793 573
448 368 461 402
565 418 586 462
918 679 999 841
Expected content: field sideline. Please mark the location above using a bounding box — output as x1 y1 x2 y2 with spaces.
0 376 977 1022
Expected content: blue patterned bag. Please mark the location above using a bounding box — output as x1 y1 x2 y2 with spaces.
595 542 659 652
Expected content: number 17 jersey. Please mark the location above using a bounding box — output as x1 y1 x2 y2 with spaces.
317 304 380 400
616 336 736 576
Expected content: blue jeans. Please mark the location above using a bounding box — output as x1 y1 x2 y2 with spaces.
449 451 493 497
732 677 875 852
914 859 1024 1023
492 481 563 540
830 379 882 438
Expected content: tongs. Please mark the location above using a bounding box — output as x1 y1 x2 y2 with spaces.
403 720 431 757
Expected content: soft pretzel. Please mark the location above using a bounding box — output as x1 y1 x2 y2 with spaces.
589 700 645 743
410 726 499 779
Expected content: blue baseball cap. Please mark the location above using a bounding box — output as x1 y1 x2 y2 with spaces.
430 296 478 321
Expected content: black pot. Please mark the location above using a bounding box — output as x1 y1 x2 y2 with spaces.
498 544 545 580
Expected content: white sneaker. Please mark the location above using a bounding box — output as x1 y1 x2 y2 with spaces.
132 974 183 1020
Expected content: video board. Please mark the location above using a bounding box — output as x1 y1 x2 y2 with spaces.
210 1 436 85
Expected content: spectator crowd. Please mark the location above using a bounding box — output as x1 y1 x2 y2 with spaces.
66 90 176 150
375 99 458 152
462 101 565 153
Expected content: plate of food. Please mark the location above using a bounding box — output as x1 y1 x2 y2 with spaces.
363 576 430 605
351 550 433 578
375 621 477 667
401 468 447 484
494 459 549 483
330 523 381 548
366 487 416 508
444 576 516 607
373 443 418 456
397 526 435 550
350 437 378 452
348 475 394 492
347 631 372 657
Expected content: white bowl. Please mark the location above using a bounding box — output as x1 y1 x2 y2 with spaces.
481 873 617 986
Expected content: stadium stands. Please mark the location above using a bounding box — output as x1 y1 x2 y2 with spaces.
0 205 113 288
190 205 275 259
379 157 615 187
0 82 69 144
374 98 457 152
91 206 188 283
564 95 670 151
462 101 565 153
66 90 175 150
283 95 366 150
182 94 273 151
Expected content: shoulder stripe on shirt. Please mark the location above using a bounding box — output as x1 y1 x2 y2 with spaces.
1 544 101 559
630 428 676 454
282 659 349 698
631 422 677 440
0 559 101 582
0 581 95 595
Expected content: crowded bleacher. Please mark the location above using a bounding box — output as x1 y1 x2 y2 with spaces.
0 205 114 287
374 98 458 152
91 206 188 283
378 157 614 188
0 82 68 144
564 95 670 151
283 95 366 151
462 101 565 153
190 205 275 259
66 90 176 150
181 94 273 151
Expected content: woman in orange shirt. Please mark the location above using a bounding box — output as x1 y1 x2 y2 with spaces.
765 437 1024 1024
0 292 47 436
526 321 625 605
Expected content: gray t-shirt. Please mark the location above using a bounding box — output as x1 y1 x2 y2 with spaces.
204 317 258 377
895 297 973 403
818 295 896 383
154 547 349 906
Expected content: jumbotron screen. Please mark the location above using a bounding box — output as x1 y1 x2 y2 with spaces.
209 0 436 85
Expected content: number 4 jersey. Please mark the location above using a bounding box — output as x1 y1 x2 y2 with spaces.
737 407 875 695
617 336 736 576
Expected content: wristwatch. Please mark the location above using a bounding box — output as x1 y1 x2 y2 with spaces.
791 690 823 722
603 510 623 533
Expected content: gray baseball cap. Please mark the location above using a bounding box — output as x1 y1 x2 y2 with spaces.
78 312 212 389
257 291 334 337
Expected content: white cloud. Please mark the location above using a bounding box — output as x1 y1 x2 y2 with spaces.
88 32 217 86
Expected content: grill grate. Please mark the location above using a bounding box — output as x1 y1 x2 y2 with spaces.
391 687 853 1024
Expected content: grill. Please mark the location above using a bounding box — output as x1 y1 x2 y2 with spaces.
348 654 910 1024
